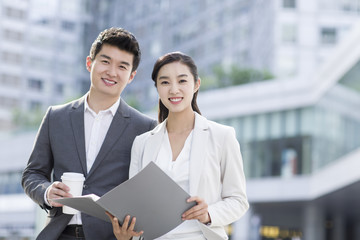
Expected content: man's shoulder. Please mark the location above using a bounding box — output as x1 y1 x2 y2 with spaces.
121 100 156 124
50 97 84 112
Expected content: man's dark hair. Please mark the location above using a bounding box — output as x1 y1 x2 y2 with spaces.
89 27 141 72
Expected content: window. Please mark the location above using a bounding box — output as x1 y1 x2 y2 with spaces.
3 7 26 20
61 20 75 31
283 0 296 9
282 24 297 43
28 78 43 91
3 29 24 42
2 51 22 64
0 171 23 194
29 100 42 110
0 74 21 87
0 96 19 109
321 27 337 44
30 57 51 70
55 83 64 95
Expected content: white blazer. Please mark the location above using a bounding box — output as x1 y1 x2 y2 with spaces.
130 112 249 239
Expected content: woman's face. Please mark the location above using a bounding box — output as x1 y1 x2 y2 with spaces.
156 62 200 115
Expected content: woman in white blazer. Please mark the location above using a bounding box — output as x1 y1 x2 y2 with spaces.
108 52 249 240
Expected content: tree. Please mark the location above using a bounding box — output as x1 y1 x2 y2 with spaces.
200 64 274 90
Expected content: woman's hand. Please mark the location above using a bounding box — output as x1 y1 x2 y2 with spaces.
182 196 211 224
106 212 144 240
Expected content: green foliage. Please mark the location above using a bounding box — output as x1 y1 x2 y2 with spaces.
200 64 274 90
125 95 141 110
12 107 45 129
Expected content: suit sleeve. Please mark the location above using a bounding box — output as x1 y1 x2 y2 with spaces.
21 107 54 210
207 127 249 226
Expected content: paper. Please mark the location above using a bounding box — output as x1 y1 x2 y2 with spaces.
52 162 196 240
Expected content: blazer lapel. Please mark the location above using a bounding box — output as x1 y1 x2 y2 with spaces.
87 98 130 178
189 113 209 196
70 97 87 176
141 120 167 168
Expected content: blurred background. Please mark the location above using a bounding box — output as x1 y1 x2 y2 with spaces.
1 0 360 239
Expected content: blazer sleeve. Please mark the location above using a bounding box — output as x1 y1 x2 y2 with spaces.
129 134 145 178
207 127 249 227
21 107 54 210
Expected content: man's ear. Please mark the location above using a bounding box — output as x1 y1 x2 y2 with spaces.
127 70 137 84
86 56 92 72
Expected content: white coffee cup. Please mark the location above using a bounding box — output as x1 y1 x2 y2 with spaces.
61 172 85 215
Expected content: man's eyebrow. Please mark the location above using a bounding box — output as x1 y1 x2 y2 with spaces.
99 54 131 66
158 76 169 80
99 54 111 60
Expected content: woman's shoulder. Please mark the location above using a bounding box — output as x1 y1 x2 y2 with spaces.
198 114 234 135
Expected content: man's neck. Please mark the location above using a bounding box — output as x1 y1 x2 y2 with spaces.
87 92 119 114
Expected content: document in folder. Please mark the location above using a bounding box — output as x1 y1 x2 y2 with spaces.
52 162 196 240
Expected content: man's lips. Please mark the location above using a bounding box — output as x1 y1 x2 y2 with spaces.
102 78 117 86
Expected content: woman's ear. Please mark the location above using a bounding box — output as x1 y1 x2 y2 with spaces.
194 78 201 93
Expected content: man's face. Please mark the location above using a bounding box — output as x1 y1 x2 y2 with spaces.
86 44 136 99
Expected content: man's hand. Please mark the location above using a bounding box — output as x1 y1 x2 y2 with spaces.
106 212 143 240
46 181 72 207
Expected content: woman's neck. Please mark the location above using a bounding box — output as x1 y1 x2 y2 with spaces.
166 110 195 134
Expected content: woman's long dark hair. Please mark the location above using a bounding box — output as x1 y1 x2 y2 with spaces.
151 52 201 123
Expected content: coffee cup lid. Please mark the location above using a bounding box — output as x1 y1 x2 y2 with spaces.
61 172 85 181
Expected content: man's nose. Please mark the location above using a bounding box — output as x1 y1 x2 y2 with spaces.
107 65 117 77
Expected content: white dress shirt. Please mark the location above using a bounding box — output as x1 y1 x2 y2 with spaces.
154 129 206 240
45 94 120 225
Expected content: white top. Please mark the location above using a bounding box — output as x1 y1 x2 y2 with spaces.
154 129 206 240
84 94 120 173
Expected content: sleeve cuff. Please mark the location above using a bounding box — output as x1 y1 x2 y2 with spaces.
43 185 53 208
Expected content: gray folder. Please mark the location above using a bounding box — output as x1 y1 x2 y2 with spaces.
53 162 196 240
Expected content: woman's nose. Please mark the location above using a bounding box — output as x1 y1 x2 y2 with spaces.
169 83 179 94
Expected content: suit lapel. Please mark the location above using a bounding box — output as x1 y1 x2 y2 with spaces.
141 120 167 168
189 113 209 196
70 97 87 176
87 98 130 178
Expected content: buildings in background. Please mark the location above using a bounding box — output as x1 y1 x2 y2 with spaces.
0 0 91 130
1 0 360 127
198 22 360 240
96 0 360 110
1 0 360 239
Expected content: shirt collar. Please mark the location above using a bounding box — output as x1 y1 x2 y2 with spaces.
84 92 120 117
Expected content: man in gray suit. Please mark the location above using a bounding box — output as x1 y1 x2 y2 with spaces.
22 27 157 240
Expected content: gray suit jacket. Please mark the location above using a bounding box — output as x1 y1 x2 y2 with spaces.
22 95 157 240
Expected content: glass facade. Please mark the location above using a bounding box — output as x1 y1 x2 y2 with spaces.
0 171 23 194
221 81 360 179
